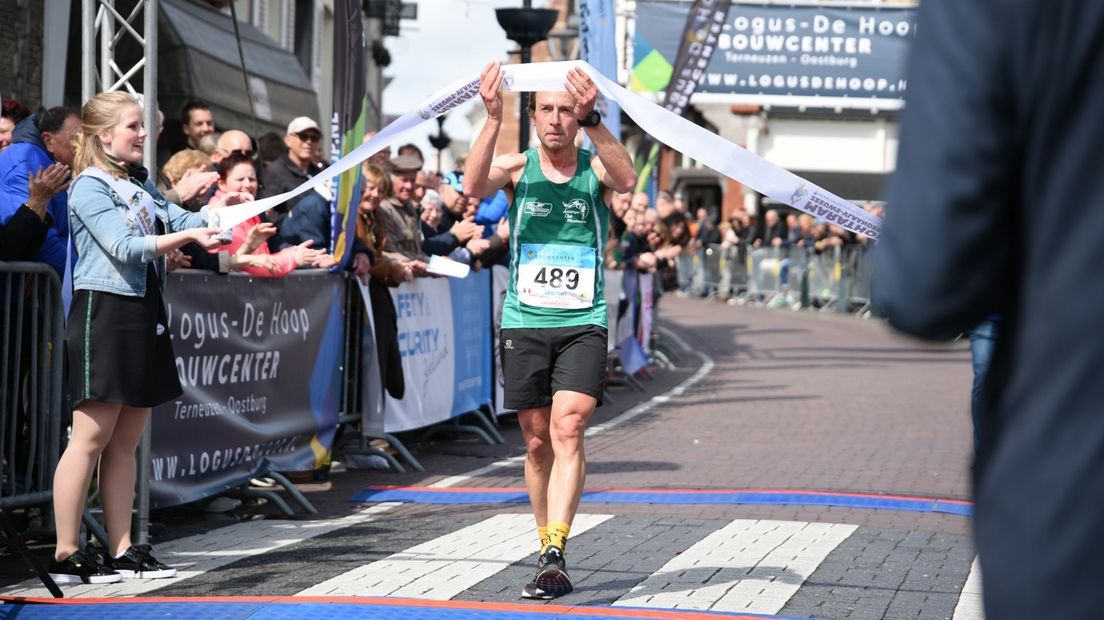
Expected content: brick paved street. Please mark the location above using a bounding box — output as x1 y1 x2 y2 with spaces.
1 296 980 619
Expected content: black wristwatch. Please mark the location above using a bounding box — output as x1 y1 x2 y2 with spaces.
579 110 601 128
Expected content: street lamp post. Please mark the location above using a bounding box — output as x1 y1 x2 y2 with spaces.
495 2 558 152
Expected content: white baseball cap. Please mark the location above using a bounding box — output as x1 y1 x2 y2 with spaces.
286 116 320 136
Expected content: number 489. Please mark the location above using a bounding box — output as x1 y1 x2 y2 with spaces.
534 267 580 290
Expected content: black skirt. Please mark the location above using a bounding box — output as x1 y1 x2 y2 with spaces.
67 266 182 408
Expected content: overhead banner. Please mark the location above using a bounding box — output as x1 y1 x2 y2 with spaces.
329 0 369 269
211 60 882 239
150 271 345 508
633 1 917 109
385 271 493 432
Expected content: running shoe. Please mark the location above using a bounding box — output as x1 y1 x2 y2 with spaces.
521 546 572 599
103 544 177 579
47 549 123 584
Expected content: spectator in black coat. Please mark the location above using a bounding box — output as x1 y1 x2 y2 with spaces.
873 2 1104 617
258 117 324 223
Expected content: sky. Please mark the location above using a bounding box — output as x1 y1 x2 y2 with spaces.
380 0 554 170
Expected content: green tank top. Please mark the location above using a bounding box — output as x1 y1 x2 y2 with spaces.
501 148 608 329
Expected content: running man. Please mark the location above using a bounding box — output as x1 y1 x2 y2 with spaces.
463 61 636 599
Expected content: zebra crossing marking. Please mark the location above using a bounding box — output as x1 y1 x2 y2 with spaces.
953 557 984 620
0 504 399 598
614 519 857 615
296 513 613 598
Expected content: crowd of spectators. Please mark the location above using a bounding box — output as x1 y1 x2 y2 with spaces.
0 94 886 307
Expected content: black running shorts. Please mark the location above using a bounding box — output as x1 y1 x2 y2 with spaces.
500 324 608 410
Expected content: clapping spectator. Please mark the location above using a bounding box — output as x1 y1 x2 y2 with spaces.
0 165 69 260
207 152 333 277
0 106 81 277
157 149 217 212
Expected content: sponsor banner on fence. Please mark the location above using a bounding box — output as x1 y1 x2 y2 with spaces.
633 1 916 109
386 271 492 432
151 271 344 508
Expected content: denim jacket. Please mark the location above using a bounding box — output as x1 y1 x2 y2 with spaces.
69 167 208 297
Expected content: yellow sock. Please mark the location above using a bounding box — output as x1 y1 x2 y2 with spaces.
544 521 571 552
537 526 549 550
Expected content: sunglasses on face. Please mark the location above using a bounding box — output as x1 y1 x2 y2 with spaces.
296 132 322 143
226 149 253 157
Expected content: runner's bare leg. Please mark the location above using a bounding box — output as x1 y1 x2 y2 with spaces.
546 390 597 527
519 406 554 530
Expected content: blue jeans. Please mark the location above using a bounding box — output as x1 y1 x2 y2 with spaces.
969 319 999 451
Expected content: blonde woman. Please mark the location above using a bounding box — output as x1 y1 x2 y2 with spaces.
50 91 248 585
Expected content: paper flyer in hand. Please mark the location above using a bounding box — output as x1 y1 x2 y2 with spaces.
427 255 471 279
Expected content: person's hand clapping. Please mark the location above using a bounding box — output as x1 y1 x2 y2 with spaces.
450 218 482 243
241 222 277 254
173 168 218 203
26 163 71 219
466 238 491 255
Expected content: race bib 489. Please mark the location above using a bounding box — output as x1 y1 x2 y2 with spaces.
517 243 596 310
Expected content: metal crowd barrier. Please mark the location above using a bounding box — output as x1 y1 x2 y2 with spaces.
687 243 875 314
0 262 64 597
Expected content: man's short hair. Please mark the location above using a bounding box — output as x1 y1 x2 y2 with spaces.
181 99 210 123
257 131 287 163
37 106 79 134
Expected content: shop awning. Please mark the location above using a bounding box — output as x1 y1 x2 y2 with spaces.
158 0 319 140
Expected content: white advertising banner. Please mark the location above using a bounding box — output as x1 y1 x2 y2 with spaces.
385 278 455 433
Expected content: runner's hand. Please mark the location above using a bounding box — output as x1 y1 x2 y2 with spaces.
565 67 598 119
480 61 505 121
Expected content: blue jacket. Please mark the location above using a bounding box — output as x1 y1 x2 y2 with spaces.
69 167 207 297
0 115 70 278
